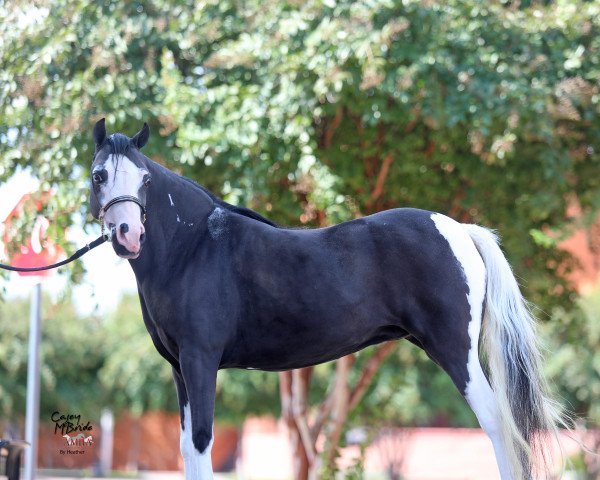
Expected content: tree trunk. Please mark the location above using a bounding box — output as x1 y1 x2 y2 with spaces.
323 355 352 471
279 370 310 480
278 342 397 479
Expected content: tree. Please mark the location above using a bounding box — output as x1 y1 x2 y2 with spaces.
2 1 599 477
98 294 177 416
0 293 105 423
543 287 600 478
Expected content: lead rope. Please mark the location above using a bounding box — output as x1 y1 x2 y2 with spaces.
0 192 146 273
0 235 107 273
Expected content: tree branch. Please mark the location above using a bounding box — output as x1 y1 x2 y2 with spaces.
323 106 344 148
323 355 353 468
367 153 394 209
310 392 334 440
279 371 310 480
310 355 356 440
291 368 317 463
348 341 396 411
279 371 293 418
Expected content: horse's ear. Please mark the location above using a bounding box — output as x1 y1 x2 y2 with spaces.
93 118 106 149
132 122 150 149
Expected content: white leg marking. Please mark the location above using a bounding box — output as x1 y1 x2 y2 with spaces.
180 403 214 480
431 214 513 480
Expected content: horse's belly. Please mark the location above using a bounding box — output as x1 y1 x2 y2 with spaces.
222 322 408 371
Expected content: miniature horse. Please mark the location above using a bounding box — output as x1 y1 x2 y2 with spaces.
89 119 561 479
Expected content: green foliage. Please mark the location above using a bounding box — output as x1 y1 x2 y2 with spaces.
98 294 177 416
350 344 478 428
543 286 600 426
0 292 105 421
2 0 600 430
320 432 368 480
215 369 280 425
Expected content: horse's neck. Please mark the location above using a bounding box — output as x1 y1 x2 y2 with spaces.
130 162 215 278
149 161 215 219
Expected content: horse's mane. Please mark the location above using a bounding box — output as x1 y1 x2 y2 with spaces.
175 169 279 228
107 133 130 155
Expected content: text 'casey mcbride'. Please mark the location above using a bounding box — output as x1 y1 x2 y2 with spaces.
51 411 93 436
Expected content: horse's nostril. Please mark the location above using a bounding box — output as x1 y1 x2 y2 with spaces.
140 233 146 245
120 223 129 234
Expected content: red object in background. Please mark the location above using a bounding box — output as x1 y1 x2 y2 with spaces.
2 192 63 277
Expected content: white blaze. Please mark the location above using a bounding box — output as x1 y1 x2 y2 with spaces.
98 155 147 254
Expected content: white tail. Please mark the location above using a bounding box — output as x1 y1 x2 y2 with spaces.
463 224 563 479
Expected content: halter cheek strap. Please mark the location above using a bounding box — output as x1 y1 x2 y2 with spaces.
98 195 147 239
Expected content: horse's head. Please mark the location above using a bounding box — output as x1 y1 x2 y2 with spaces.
90 118 152 259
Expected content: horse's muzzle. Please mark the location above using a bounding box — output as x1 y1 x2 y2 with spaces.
111 226 142 259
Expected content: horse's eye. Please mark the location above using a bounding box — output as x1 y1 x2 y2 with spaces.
143 174 152 187
92 170 106 184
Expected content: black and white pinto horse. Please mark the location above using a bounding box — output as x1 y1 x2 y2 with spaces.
89 119 561 480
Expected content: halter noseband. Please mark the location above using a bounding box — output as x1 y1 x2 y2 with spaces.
98 195 147 239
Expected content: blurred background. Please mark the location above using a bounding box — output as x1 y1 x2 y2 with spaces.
0 0 599 478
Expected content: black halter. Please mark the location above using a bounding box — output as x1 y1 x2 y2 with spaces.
98 195 147 239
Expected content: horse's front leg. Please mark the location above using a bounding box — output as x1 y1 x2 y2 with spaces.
174 351 219 479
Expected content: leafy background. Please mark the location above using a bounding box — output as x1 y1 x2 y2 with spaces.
1 0 599 475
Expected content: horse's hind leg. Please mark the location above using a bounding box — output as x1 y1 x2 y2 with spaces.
423 215 514 479
421 299 513 479
464 354 514 479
